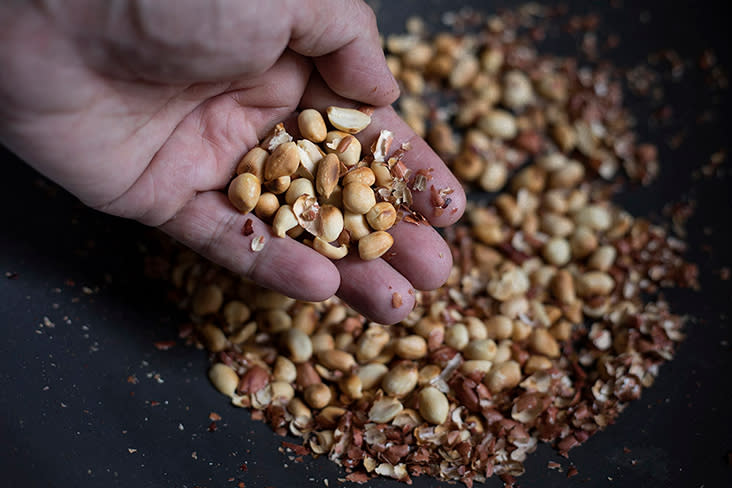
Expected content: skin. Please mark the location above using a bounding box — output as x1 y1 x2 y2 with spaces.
0 0 465 324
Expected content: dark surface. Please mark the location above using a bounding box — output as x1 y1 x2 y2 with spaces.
1 1 731 487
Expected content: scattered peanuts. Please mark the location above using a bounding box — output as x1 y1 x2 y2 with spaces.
226 107 428 262
152 6 701 488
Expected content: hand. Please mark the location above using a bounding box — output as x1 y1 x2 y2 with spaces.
0 0 465 324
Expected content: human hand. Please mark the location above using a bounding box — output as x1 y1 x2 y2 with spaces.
0 0 465 324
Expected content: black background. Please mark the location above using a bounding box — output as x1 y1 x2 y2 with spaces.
1 1 730 487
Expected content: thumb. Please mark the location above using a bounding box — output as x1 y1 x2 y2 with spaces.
288 0 399 106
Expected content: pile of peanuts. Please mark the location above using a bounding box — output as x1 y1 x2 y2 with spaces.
154 6 699 488
227 106 412 261
168 156 693 485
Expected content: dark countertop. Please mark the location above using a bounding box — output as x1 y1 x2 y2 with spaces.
1 1 730 487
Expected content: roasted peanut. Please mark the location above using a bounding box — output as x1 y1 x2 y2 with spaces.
236 147 268 179
228 172 261 214
324 131 361 167
418 386 449 424
264 141 300 181
298 109 328 143
285 177 315 206
343 182 376 215
382 362 419 396
484 360 522 393
280 328 313 363
394 335 428 359
254 192 280 221
358 231 394 260
326 106 371 134
366 202 397 231
209 363 239 397
304 383 332 409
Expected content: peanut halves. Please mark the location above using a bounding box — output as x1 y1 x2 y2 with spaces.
227 107 419 261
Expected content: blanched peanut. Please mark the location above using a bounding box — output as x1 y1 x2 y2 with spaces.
273 356 297 383
192 284 223 316
548 160 584 188
264 141 299 181
484 360 522 393
304 383 332 409
254 192 280 221
265 175 291 194
478 109 518 140
415 316 445 339
465 316 488 340
418 386 449 424
344 211 371 241
479 161 509 192
261 309 292 334
312 237 348 260
338 374 363 399
209 363 239 397
524 355 553 374
287 397 312 421
484 315 514 340
314 204 343 242
502 70 534 110
228 321 256 345
236 147 268 179
542 237 571 266
200 323 227 352
343 182 376 214
573 204 612 231
511 319 532 342
366 202 397 231
357 363 388 390
228 173 261 214
316 153 340 199
459 360 493 376
540 213 574 237
296 139 325 177
356 326 390 362
272 205 298 237
371 161 394 187
325 131 361 167
528 328 560 358
444 323 469 350
280 328 313 363
577 271 615 296
270 381 295 403
368 397 404 423
358 231 394 261
342 167 376 187
382 362 419 396
310 332 335 353
588 245 617 271
551 269 576 304
549 319 573 342
418 364 441 385
317 349 356 372
463 339 497 361
298 109 327 143
394 335 428 359
285 178 315 206
326 106 372 134
570 226 598 259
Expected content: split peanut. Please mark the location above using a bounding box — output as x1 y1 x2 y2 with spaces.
225 107 425 262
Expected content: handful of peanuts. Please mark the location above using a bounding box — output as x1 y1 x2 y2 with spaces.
228 106 417 261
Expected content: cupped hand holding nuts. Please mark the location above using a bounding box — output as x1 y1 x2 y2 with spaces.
0 1 465 324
